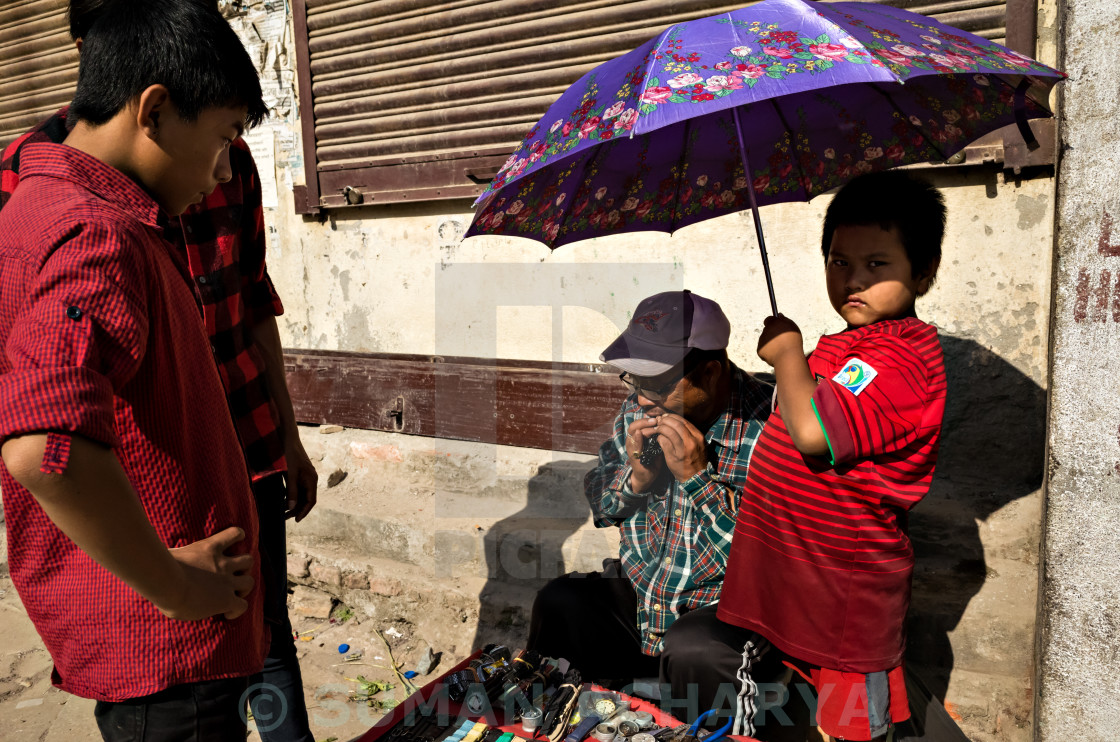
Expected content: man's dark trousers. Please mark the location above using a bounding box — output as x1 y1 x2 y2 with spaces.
247 474 314 742
527 559 660 684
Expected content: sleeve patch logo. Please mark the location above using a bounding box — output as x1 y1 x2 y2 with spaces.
833 358 878 396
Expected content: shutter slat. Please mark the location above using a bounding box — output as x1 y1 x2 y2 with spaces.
0 2 73 148
314 71 582 123
312 40 634 100
309 3 745 76
317 93 557 143
318 122 534 166
0 0 66 29
311 28 661 91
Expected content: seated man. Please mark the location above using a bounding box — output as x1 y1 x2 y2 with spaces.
527 290 772 695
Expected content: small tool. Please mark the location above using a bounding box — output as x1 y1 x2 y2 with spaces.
685 711 732 742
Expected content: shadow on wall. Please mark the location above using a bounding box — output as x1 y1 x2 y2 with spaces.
905 334 1046 730
472 459 599 652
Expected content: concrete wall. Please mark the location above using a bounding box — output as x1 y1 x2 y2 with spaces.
227 1 1061 738
1035 0 1120 738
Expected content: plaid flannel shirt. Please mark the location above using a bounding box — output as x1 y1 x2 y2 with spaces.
1 108 288 480
584 363 773 655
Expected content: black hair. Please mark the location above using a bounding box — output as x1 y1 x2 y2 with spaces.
69 0 220 41
68 0 109 41
683 347 728 382
68 0 267 128
820 171 946 280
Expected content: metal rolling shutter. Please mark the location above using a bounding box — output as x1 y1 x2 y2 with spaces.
0 0 75 148
294 0 1032 212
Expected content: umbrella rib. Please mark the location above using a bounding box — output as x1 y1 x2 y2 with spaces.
990 73 1044 148
869 83 949 161
562 145 608 249
634 26 672 139
769 97 809 200
668 117 694 234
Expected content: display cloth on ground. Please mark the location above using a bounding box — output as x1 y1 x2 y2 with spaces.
356 650 757 742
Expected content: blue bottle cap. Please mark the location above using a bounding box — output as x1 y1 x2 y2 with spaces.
338 643 350 654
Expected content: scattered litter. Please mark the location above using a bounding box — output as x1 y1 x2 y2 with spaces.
16 698 44 709
338 643 351 654
376 629 419 695
347 676 399 710
416 647 441 675
374 655 384 660
294 619 332 641
385 627 403 639
345 650 364 662
404 670 418 679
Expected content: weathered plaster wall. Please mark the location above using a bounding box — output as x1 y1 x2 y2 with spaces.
226 1 1061 738
1035 0 1120 738
276 172 1053 741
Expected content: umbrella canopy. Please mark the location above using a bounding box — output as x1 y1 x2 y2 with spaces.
465 0 1063 252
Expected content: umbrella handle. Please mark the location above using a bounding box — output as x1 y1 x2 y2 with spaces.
731 105 779 317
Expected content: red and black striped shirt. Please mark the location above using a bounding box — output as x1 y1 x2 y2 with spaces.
1 108 287 480
718 317 946 673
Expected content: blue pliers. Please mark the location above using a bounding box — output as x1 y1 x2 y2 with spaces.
687 710 734 742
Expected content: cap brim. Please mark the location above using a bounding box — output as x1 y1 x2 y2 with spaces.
600 332 689 377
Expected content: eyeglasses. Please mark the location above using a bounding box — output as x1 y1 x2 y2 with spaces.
618 372 682 402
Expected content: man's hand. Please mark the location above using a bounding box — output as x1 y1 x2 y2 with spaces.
625 416 663 492
653 414 708 482
758 314 804 368
284 440 318 522
164 526 255 621
249 316 319 521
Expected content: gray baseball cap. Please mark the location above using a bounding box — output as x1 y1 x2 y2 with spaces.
600 290 731 376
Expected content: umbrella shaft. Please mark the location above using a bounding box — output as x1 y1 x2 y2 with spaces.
732 106 779 316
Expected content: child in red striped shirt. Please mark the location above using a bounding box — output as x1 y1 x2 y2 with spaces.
665 171 947 741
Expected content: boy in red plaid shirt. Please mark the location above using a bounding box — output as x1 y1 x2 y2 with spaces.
1 2 318 739
0 1 315 739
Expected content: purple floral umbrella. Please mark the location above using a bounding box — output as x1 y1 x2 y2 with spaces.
464 0 1064 314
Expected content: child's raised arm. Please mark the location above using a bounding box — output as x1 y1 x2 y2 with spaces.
757 315 829 457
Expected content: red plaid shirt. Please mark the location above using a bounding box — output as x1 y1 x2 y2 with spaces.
585 364 772 655
0 143 266 700
1 108 287 480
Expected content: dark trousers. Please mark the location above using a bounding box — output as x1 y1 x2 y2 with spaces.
660 605 812 740
247 474 314 742
526 561 660 684
95 677 249 742
95 476 312 741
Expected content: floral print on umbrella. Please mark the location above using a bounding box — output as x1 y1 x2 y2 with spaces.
468 0 1064 249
